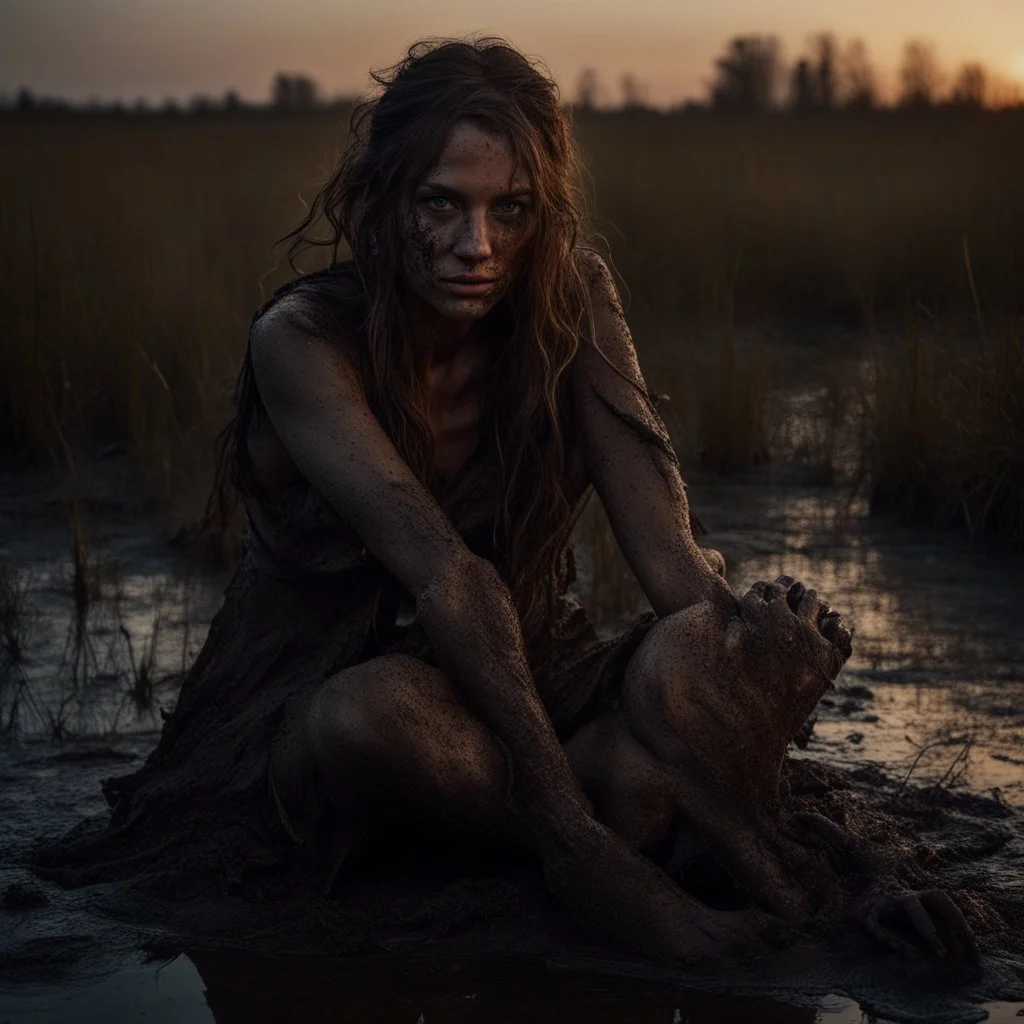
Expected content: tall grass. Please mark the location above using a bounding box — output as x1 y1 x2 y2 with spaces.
0 112 349 524
869 317 1024 549
1 108 1022 547
582 110 1024 327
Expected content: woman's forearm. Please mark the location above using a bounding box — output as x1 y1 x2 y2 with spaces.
415 552 592 843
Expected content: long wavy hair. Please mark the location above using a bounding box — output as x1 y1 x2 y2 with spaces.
221 38 599 634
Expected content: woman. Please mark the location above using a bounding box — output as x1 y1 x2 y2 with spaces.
37 38 933 966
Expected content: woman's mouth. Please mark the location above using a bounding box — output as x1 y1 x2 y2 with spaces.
440 277 497 297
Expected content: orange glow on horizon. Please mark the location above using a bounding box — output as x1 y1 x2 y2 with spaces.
3 0 1024 107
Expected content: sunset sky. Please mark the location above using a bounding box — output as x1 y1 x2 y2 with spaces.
4 0 1023 106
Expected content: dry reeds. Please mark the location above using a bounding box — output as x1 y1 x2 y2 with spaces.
0 111 348 527
582 109 1024 329
1 107 1022 540
869 316 1024 549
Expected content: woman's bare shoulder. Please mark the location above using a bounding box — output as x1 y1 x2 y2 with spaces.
250 288 365 401
570 248 637 389
251 262 363 352
252 291 328 338
573 247 618 299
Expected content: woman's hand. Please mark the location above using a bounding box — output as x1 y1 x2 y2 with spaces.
853 885 982 981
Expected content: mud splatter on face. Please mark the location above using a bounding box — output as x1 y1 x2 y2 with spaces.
400 120 534 325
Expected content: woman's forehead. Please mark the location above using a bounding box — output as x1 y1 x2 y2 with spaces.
422 120 531 193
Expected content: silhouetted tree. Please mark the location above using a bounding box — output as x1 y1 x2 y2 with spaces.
710 36 781 112
839 38 877 109
790 59 815 110
789 35 838 112
619 72 648 110
814 34 837 110
222 89 242 111
899 40 941 109
272 73 318 111
15 88 35 111
575 67 600 111
950 63 987 108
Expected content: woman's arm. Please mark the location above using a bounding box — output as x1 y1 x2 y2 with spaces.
572 251 736 620
249 300 590 837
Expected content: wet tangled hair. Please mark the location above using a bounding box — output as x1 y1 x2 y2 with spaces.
224 38 599 635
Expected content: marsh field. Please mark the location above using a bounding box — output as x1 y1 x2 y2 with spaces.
1 108 1022 541
1 109 1024 1022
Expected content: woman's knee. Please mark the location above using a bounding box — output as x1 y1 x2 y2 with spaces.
619 607 721 763
309 655 442 758
307 655 505 802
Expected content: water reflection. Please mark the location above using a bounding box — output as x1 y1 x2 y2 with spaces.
0 950 857 1024
4 951 1021 1023
690 475 1024 803
0 535 223 739
189 952 823 1024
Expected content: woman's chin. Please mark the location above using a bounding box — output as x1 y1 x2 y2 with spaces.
430 294 498 322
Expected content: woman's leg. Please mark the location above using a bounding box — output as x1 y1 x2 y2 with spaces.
564 712 679 852
569 605 820 922
303 653 510 837
280 652 767 963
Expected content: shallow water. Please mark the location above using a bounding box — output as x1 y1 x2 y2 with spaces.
3 949 1013 1024
697 476 1024 807
1 449 1023 1021
3 952 1024 1024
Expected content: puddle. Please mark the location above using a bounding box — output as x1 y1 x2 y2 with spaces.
693 476 1024 805
3 950 1022 1024
0 458 226 739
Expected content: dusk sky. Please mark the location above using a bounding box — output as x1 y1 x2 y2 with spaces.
4 0 1023 106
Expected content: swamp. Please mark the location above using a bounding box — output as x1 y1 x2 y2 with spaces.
1 105 1023 1022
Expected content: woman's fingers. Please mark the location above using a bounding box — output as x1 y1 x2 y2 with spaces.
919 889 983 980
858 889 983 981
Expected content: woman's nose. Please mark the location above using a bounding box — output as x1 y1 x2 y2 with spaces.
453 209 492 261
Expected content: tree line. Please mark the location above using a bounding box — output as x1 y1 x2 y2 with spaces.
578 35 1022 113
5 38 1022 115
3 73 335 115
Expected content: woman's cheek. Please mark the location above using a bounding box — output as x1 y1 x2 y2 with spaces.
498 219 531 260
404 214 442 276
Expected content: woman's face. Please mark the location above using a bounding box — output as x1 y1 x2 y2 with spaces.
401 119 534 323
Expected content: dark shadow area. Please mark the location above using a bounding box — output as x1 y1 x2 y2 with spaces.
188 950 820 1024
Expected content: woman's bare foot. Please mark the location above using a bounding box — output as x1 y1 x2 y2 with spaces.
541 819 772 964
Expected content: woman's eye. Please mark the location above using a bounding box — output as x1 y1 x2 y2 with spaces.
495 200 523 215
424 196 452 211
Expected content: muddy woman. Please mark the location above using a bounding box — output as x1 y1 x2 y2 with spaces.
36 38 986 973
